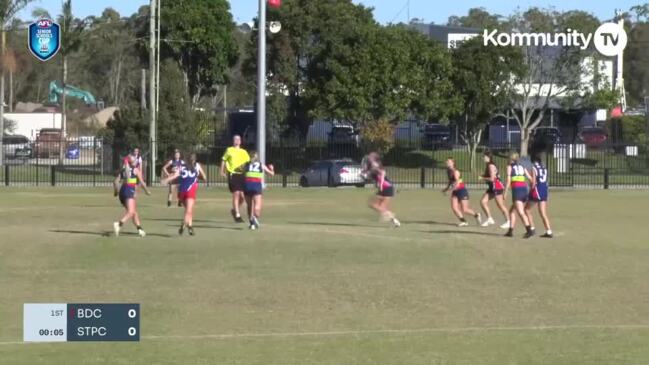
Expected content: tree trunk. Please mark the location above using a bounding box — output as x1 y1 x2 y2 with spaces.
8 69 12 112
520 128 529 157
114 56 122 105
468 129 483 172
59 56 67 165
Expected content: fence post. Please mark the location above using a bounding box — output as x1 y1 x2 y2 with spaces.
282 172 287 188
420 167 425 188
604 168 610 190
4 165 8 186
51 165 56 186
93 138 97 187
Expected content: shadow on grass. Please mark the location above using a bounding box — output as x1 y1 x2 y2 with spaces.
406 220 459 227
49 229 174 238
165 224 245 231
287 221 380 228
420 229 504 237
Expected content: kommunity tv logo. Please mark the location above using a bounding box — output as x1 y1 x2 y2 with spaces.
483 22 628 56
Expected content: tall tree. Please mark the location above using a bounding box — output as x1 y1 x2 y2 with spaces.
0 0 35 165
447 7 505 29
625 4 649 106
451 37 525 170
159 0 239 107
506 8 602 155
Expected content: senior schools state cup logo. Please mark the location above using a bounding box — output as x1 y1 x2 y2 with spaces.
28 18 61 62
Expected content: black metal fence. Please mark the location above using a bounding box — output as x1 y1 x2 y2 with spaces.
2 137 648 189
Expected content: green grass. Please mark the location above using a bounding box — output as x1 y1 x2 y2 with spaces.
1 187 649 364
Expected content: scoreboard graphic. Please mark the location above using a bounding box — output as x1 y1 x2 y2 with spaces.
24 303 140 342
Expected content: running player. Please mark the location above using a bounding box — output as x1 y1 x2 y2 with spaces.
503 152 534 238
443 158 481 227
162 149 185 207
242 151 275 230
113 155 150 237
525 154 553 238
362 152 401 227
478 150 510 228
161 153 206 236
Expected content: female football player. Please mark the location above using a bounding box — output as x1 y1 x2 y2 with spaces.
113 155 151 237
478 150 509 228
242 151 275 230
161 153 206 236
443 158 481 227
504 152 534 238
525 154 553 238
162 149 184 207
363 152 400 227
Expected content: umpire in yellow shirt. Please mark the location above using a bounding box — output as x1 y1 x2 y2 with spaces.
220 135 250 222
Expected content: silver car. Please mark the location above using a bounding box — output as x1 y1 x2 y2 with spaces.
300 159 366 187
2 135 32 159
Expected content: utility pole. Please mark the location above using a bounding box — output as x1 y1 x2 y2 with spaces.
257 0 267 165
0 30 5 166
155 0 161 116
615 9 627 112
141 69 147 112
149 0 157 181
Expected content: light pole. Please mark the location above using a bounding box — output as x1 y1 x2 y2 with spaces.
149 0 157 181
256 0 267 165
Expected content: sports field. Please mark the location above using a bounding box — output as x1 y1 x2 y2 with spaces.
1 187 649 364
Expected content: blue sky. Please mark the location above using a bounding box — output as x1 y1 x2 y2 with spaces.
17 0 641 24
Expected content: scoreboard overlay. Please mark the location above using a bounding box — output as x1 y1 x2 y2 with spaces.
24 303 140 342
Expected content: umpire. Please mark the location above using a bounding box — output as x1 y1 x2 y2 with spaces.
220 135 250 223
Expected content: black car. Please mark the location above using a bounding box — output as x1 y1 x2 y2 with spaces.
531 127 561 147
421 123 452 150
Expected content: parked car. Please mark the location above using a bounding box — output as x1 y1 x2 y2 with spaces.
578 127 608 147
33 128 67 158
300 159 365 187
328 124 360 148
531 127 561 146
2 134 32 159
421 123 452 150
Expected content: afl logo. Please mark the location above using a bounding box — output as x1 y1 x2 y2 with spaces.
37 19 53 28
28 18 61 62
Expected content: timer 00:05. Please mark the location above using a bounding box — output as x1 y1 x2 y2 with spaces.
39 329 64 336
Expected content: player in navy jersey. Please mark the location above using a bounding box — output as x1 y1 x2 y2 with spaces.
504 153 534 238
162 149 185 207
362 152 400 227
161 153 206 236
478 150 510 228
113 155 151 237
241 151 275 230
525 154 553 238
443 158 481 227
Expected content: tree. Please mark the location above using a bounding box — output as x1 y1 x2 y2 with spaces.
506 8 602 155
0 0 35 165
159 0 239 107
625 5 649 106
447 7 505 29
451 37 525 171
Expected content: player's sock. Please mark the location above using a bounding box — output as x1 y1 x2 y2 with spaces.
505 228 514 237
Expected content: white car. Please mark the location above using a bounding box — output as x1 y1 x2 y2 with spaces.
300 159 366 187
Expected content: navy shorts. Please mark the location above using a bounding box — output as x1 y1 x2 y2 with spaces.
529 185 548 202
452 188 469 200
511 187 528 202
486 187 504 198
244 182 263 196
378 186 395 197
119 186 135 206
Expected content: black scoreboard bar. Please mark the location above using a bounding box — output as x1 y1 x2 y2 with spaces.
24 303 140 342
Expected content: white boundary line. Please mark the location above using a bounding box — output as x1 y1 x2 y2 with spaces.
3 324 649 345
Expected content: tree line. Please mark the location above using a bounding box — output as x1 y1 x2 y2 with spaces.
0 0 647 160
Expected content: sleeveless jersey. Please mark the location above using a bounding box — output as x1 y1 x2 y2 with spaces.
178 163 201 193
484 162 504 190
447 167 465 190
510 162 527 188
532 161 548 188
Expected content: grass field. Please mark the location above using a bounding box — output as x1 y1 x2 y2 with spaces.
1 186 649 364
